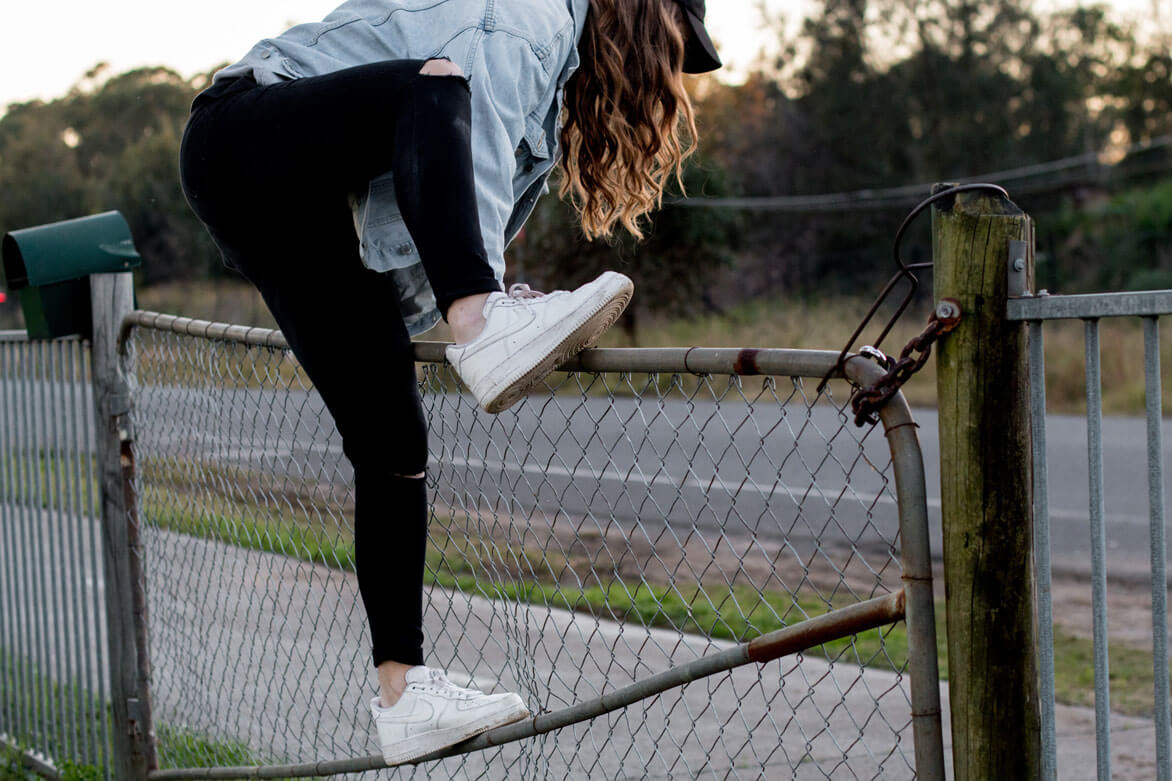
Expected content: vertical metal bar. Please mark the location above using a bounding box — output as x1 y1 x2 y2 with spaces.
81 342 112 779
67 339 98 767
1144 316 1171 781
46 340 73 762
11 342 34 749
53 342 85 763
1085 319 1111 780
36 340 65 760
0 343 20 742
881 396 946 781
1029 320 1058 781
21 339 47 752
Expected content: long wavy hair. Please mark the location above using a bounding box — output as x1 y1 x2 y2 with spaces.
560 0 698 241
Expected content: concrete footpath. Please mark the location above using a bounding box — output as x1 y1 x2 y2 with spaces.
938 684 1161 781
3 506 1165 778
137 529 1166 779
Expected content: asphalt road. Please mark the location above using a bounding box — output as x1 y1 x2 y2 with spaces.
127 382 1172 582
3 370 1168 577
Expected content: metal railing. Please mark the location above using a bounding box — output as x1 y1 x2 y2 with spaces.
0 332 111 777
1008 290 1172 781
117 310 943 779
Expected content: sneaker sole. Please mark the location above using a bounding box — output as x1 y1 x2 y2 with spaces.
480 274 633 414
381 700 530 766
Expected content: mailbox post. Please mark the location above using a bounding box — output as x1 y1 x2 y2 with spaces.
3 212 154 778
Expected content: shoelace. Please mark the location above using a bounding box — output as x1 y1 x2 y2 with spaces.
420 668 479 699
507 283 545 300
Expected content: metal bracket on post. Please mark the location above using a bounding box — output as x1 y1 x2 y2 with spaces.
101 390 131 419
1008 239 1029 298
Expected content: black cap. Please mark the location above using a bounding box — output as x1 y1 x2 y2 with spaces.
674 0 722 74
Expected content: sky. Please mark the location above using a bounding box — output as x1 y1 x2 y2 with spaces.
0 0 1166 111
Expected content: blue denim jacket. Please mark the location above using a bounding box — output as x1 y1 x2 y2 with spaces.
214 0 590 335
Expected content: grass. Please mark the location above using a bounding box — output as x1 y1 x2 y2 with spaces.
0 450 98 516
1 649 108 778
0 648 287 778
9 444 1164 721
138 280 1170 415
153 725 276 773
0 724 287 780
1051 629 1171 718
596 296 1172 416
137 467 1172 719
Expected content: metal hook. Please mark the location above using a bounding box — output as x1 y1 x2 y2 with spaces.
817 183 1010 394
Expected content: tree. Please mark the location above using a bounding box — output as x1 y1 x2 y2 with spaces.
509 155 741 341
0 65 221 285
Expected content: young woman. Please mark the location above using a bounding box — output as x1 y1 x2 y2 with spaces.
179 0 720 765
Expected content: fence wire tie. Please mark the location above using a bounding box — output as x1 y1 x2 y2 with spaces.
850 299 962 427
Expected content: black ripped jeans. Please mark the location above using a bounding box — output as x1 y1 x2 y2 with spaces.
178 60 502 668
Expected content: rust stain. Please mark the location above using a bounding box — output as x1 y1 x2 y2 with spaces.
734 348 762 376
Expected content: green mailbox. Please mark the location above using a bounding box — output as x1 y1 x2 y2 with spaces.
1 211 142 339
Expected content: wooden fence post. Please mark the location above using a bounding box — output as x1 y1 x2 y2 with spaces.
932 185 1042 779
92 271 155 779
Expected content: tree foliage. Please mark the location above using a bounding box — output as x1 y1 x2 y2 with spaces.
0 65 218 285
0 1 1169 319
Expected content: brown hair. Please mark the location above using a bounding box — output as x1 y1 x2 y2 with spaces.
559 0 698 241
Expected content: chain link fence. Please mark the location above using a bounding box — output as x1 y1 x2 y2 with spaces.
120 312 940 779
0 308 942 779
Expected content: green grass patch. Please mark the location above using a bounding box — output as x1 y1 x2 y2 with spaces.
148 490 1172 719
0 450 98 515
1 648 109 777
1 646 298 777
154 724 260 771
146 486 921 673
1051 629 1172 718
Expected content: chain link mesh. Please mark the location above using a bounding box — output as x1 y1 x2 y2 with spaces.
125 323 916 779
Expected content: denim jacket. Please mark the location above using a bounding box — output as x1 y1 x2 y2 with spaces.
214 0 590 335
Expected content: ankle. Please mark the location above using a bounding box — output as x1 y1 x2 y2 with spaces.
377 660 412 708
447 293 492 344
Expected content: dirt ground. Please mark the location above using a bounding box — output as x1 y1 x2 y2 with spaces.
1049 573 1163 649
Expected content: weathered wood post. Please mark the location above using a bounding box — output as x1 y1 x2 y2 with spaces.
92 271 155 779
932 185 1041 779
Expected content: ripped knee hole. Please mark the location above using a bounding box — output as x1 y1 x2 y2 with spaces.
419 59 464 77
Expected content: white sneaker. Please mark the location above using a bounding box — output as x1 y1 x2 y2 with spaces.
445 271 634 413
370 666 529 766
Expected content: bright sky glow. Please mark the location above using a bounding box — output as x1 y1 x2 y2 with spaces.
0 0 1165 111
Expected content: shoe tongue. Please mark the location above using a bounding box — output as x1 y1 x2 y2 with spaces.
405 666 432 684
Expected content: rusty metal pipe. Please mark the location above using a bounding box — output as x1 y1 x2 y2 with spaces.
147 591 906 780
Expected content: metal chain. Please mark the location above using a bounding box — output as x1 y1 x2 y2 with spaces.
849 298 962 426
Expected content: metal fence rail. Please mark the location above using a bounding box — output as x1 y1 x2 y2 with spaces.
117 311 942 779
0 332 112 778
1009 290 1172 781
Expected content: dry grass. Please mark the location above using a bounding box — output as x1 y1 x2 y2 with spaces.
134 281 1168 416
605 298 1170 416
136 279 277 330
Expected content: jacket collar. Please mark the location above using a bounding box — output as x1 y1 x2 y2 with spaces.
570 0 590 35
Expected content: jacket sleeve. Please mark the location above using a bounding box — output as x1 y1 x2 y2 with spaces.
467 37 553 282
